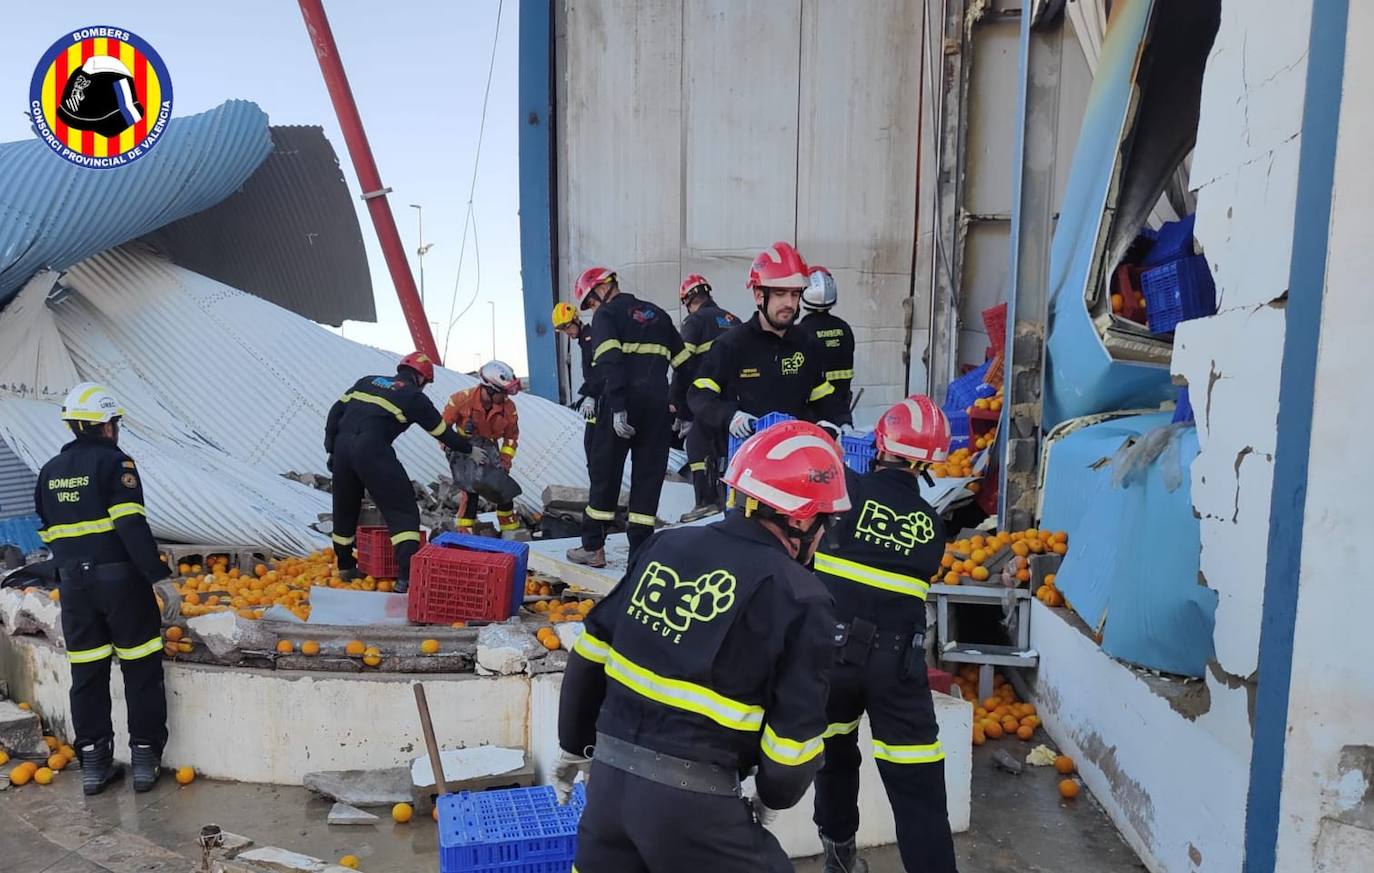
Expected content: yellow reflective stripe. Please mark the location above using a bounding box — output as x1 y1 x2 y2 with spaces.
693 378 721 393
585 506 616 521
683 340 714 356
343 391 407 423
500 444 517 457
39 517 116 542
621 342 672 359
873 739 945 765
627 512 656 527
825 369 855 381
108 502 145 521
671 347 692 368
332 533 355 545
604 647 765 732
688 462 707 472
428 420 448 437
760 724 824 767
456 518 476 528
824 719 861 738
68 644 113 664
391 531 421 545
593 339 622 361
574 631 610 664
814 552 930 600
114 637 164 661
77 385 104 404
497 513 519 531
809 381 836 402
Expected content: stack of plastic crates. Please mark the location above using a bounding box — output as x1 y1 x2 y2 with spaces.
841 432 877 474
942 359 995 451
432 532 530 618
726 411 795 463
408 544 518 624
356 526 428 578
438 784 585 873
1141 255 1217 334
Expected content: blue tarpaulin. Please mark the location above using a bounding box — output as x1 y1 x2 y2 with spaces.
0 513 43 554
1040 412 1216 677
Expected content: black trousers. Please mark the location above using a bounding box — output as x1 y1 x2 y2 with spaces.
813 640 957 873
331 434 422 581
581 395 670 557
684 421 726 507
58 565 167 753
574 761 791 873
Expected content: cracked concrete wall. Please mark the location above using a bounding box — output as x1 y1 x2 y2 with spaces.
1275 2 1374 867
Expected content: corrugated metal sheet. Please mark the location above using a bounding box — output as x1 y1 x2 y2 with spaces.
0 101 273 309
0 247 598 553
0 435 35 519
137 125 375 326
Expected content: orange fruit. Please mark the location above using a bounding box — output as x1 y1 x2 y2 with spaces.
177 641 193 653
49 589 61 602
1052 531 1068 544
1017 725 1034 741
276 640 294 654
392 802 413 823
1053 542 1068 555
339 856 360 869
542 636 560 651
175 767 195 785
254 564 268 578
1059 779 1080 799
164 641 180 657
983 697 998 711
184 592 201 606
973 707 987 719
178 563 192 575
1023 704 1037 716
943 571 960 585
44 736 59 751
362 646 382 667
1054 755 1075 774
451 621 466 628
432 806 439 821
47 753 67 771
972 726 985 746
1011 542 1029 557
33 766 54 785
940 553 955 569
971 566 990 582
1017 569 1031 583
984 722 1004 740
1001 717 1020 733
345 640 366 657
970 549 987 564
10 764 35 786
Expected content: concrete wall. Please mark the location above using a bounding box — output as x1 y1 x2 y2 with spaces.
1274 1 1374 867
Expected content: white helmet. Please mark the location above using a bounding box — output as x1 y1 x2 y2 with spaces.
61 382 125 424
478 360 520 395
802 267 837 310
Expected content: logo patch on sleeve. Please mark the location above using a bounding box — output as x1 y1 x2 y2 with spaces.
121 473 138 489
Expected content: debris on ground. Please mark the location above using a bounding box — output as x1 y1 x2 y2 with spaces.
991 749 1024 775
326 803 378 826
1026 744 1058 766
303 767 413 806
475 620 546 675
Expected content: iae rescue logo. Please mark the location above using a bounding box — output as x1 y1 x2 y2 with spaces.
28 26 174 168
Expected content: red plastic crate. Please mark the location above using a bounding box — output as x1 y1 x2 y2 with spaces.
356 526 428 579
982 302 1008 356
409 544 517 624
928 667 955 696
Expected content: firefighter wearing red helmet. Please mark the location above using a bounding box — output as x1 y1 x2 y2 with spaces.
554 421 849 872
810 395 958 873
688 243 850 449
325 352 488 593
566 267 687 568
669 274 741 521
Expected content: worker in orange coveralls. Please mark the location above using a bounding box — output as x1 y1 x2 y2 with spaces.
442 360 523 536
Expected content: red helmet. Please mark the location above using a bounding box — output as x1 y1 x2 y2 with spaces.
679 274 711 304
723 420 851 520
574 266 616 310
746 242 810 290
874 395 951 463
399 351 436 385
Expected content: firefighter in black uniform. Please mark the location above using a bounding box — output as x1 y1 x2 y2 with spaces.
325 352 486 593
35 383 172 795
811 395 958 873
553 300 601 457
565 267 686 569
796 267 856 415
554 420 852 872
688 243 850 449
669 274 740 521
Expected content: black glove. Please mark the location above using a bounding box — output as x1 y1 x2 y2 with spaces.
326 455 334 472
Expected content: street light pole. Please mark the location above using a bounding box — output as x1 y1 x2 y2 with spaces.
409 203 426 305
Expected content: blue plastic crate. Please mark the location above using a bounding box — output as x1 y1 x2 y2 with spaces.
431 532 530 617
726 411 795 463
1141 254 1217 335
0 514 44 554
1172 386 1194 425
949 434 971 452
1142 215 1195 267
841 432 876 475
439 784 585 873
945 409 971 439
943 359 995 413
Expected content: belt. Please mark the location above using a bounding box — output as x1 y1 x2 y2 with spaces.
594 732 741 797
833 620 924 651
59 560 137 584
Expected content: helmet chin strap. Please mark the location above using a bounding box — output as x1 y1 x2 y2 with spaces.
757 289 797 331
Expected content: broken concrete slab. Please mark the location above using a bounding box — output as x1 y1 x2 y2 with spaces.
476 621 545 675
236 846 358 872
187 611 278 660
410 746 524 789
326 803 379 826
303 767 412 806
0 699 47 757
554 621 583 654
527 649 569 675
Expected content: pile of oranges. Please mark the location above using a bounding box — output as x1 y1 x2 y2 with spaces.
5 735 77 788
935 528 1069 586
530 599 595 623
948 670 1041 746
1036 572 1066 607
524 576 555 598
930 447 976 479
172 550 405 624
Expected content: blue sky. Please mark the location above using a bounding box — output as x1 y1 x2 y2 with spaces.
4 1 526 374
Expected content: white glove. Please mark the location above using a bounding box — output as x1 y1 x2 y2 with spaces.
729 411 758 440
613 411 636 439
816 420 841 441
675 418 693 438
551 749 593 805
578 396 597 421
748 789 780 827
468 444 491 466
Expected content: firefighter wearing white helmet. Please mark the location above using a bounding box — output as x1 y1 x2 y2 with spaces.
795 267 857 416
555 420 848 872
442 361 524 537
35 383 172 796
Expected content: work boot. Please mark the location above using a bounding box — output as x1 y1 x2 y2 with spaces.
678 503 721 524
337 567 361 582
565 547 606 568
80 738 125 796
393 578 409 595
131 742 161 793
821 834 869 873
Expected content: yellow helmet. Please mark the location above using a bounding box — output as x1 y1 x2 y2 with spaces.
551 301 579 329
